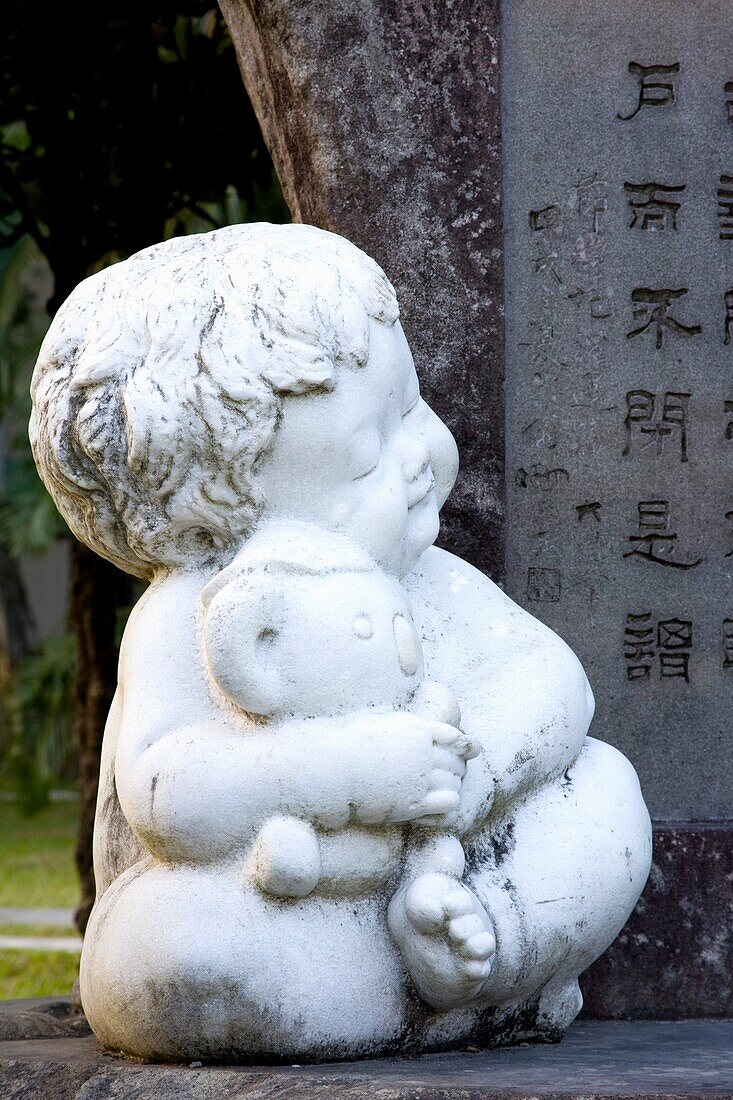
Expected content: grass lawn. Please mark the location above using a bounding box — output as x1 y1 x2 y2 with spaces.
0 797 80 998
0 950 79 999
0 798 78 908
0 923 77 937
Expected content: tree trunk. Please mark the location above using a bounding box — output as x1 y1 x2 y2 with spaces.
68 540 125 935
0 547 37 766
218 0 504 578
0 546 36 674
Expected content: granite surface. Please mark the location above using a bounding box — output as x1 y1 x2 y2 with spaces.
1 1002 733 1098
219 0 505 578
502 0 733 821
581 822 733 1018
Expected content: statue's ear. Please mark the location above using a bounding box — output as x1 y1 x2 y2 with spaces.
202 572 285 718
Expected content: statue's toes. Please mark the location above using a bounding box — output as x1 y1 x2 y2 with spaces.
403 873 451 933
464 956 494 982
459 930 496 961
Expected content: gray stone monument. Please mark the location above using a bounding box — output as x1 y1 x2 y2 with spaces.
504 0 733 823
502 0 733 1014
220 0 731 1017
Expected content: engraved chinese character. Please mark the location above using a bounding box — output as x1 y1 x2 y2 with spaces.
515 465 570 491
725 510 733 557
623 500 702 569
718 176 733 239
618 62 680 121
627 288 701 349
724 400 733 442
623 390 690 462
567 288 612 319
624 612 655 680
624 182 685 231
526 567 561 602
725 292 733 345
723 619 733 668
576 501 602 524
531 241 563 284
657 618 692 681
529 205 562 231
625 613 692 681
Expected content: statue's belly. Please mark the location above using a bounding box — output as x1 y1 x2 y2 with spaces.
81 858 408 1061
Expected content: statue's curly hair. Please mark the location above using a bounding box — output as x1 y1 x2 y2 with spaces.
30 223 399 578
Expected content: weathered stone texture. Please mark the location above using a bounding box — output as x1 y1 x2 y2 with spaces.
220 0 504 576
502 0 733 821
581 823 733 1019
3 1015 733 1098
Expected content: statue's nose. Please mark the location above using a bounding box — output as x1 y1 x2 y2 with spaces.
402 440 430 483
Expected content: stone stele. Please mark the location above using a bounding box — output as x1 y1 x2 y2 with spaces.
29 224 651 1063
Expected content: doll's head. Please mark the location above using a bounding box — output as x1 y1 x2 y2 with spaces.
30 224 457 580
201 527 424 719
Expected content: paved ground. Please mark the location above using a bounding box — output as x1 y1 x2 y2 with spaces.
0 936 80 953
1 1003 732 1098
0 908 75 927
0 907 79 956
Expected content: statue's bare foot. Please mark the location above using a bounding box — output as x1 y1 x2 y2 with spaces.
387 872 495 1010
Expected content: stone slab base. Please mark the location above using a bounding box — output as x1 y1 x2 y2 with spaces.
1 999 732 1098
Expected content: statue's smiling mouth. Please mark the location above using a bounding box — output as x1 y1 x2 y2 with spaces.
407 473 435 509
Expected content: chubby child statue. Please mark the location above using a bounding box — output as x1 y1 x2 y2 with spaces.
30 224 651 1062
201 518 495 1008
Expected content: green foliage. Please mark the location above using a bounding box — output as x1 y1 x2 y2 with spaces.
0 950 79 999
2 633 77 811
0 924 77 937
0 4 290 807
0 798 78 907
0 459 63 559
0 236 61 558
0 2 289 302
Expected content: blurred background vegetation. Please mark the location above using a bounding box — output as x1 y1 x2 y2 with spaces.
0 0 288 987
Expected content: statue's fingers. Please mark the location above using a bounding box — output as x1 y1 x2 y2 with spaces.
431 769 461 795
456 734 482 761
433 745 467 776
459 931 496 960
421 789 460 816
465 958 494 981
432 725 481 761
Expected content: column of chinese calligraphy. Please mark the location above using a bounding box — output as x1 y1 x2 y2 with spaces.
619 60 733 681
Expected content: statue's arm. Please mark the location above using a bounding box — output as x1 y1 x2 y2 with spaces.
113 574 464 862
405 548 594 828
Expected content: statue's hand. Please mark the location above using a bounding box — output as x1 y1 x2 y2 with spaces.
417 720 481 821
344 710 479 827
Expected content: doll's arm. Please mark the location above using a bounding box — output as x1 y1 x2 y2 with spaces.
113 575 473 862
405 548 594 832
115 709 473 863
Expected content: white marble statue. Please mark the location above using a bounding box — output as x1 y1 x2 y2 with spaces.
30 223 651 1062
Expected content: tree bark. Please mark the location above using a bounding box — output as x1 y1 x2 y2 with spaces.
68 541 126 934
219 0 504 578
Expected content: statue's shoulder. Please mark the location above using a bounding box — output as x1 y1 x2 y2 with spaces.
120 569 209 673
405 546 519 621
404 546 575 658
